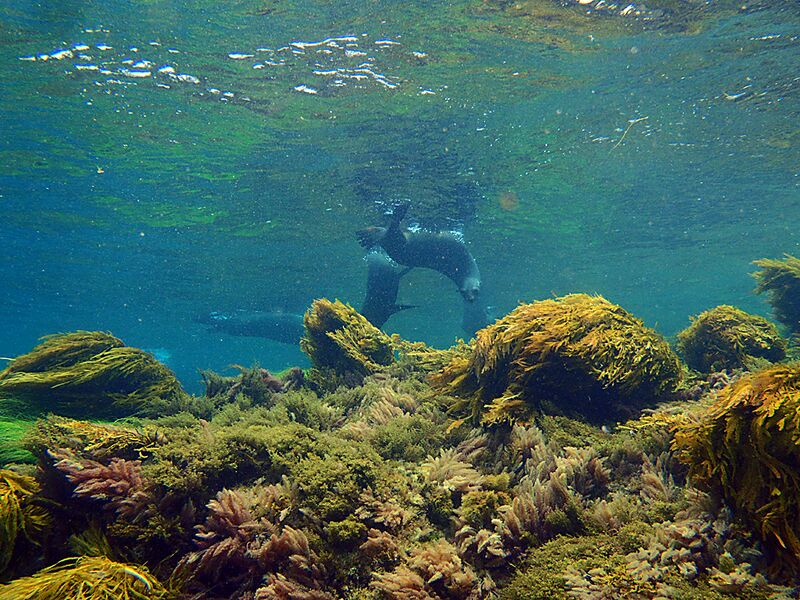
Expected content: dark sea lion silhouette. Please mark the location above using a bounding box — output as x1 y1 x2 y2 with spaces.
461 296 491 337
360 248 415 328
356 203 482 302
195 310 305 345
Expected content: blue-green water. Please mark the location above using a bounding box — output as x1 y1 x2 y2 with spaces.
1 0 798 391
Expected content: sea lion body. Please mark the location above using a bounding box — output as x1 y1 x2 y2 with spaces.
360 249 414 328
357 203 482 302
196 310 305 345
461 297 491 337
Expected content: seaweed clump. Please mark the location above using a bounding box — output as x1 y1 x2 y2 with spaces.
673 363 800 575
199 365 302 415
432 294 682 424
0 556 170 600
753 255 800 335
676 305 786 373
0 332 190 419
301 299 395 390
0 470 51 580
24 415 165 462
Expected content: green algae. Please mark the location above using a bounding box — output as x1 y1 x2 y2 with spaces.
294 442 382 522
367 413 445 462
0 420 35 465
500 532 644 600
93 195 228 229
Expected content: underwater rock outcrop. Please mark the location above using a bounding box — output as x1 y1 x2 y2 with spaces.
0 332 190 419
300 299 395 390
676 305 786 373
1 316 797 598
431 294 682 424
673 363 800 575
753 255 800 335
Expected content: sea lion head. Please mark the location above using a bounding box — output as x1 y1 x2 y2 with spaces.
460 277 481 302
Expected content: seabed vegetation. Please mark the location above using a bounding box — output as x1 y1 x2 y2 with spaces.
1 265 800 599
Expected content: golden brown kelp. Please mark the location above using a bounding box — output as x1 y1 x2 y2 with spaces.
301 299 394 390
0 555 171 600
392 337 474 375
431 294 682 425
0 470 50 580
673 363 800 575
24 416 165 462
2 331 123 374
676 305 786 373
753 255 800 335
0 332 191 419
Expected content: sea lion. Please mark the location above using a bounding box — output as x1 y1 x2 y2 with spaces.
360 248 415 328
195 310 305 345
461 296 491 337
356 203 482 302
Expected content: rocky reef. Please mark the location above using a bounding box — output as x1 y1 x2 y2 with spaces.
0 294 797 599
676 305 786 373
754 255 800 337
431 294 682 425
0 332 192 419
674 363 800 577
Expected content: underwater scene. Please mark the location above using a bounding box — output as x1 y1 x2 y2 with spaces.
1 0 800 598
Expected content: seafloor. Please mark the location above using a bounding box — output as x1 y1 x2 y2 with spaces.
1 287 800 599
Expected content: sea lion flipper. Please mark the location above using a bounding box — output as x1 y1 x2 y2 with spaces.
389 202 410 229
356 226 383 248
391 303 416 316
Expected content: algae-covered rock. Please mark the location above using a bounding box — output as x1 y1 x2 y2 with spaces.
676 305 786 373
432 294 682 424
753 255 800 335
673 363 800 575
0 332 191 419
301 299 395 390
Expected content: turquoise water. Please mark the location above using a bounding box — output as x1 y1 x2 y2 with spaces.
1 0 798 391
